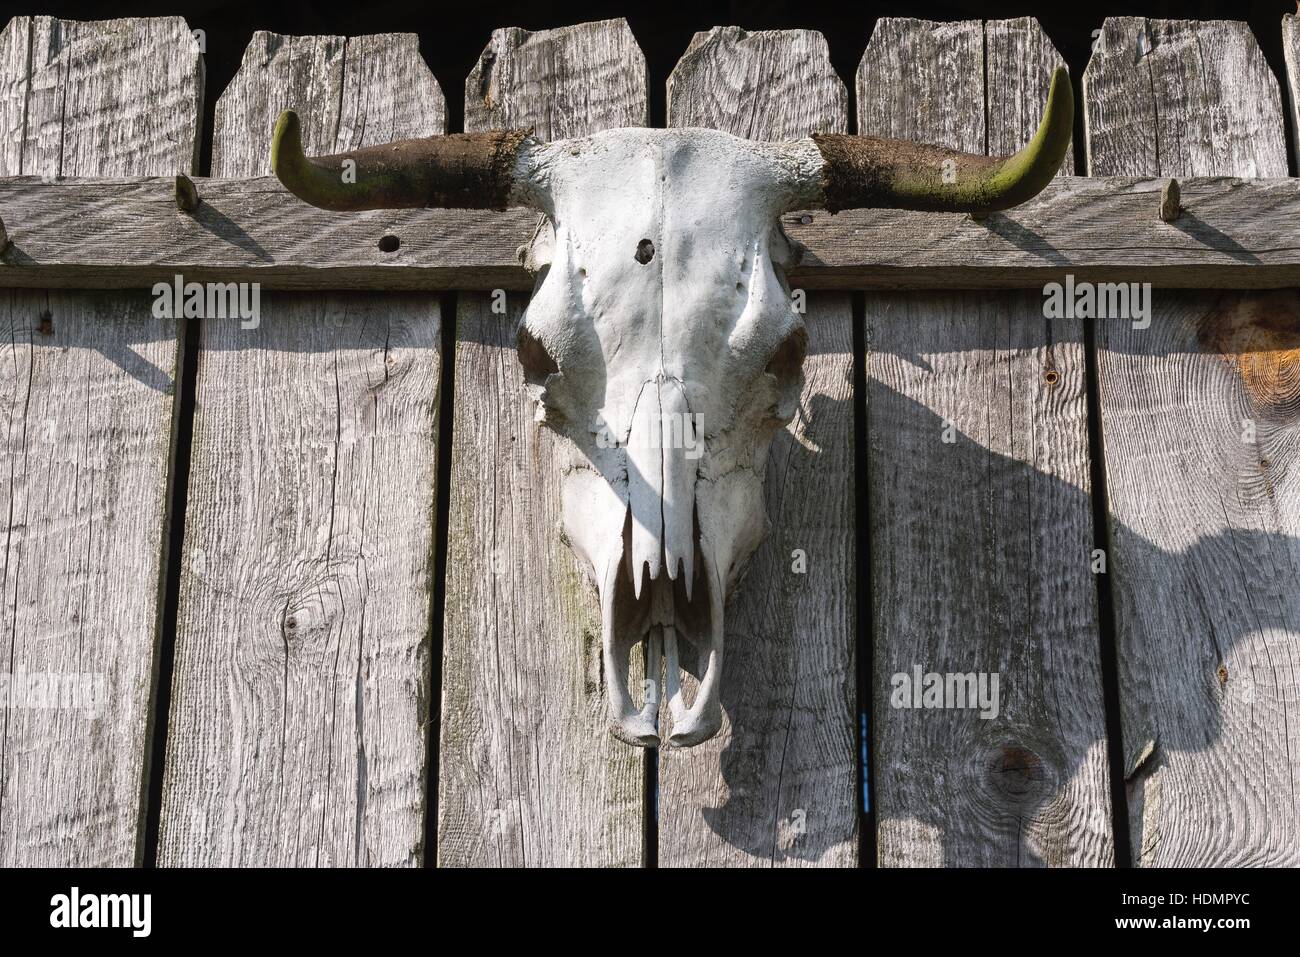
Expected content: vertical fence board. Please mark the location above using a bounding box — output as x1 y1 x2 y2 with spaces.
862 17 1113 867
1084 17 1300 866
157 31 442 867
0 15 200 866
1285 16 1300 164
437 19 649 868
655 26 857 867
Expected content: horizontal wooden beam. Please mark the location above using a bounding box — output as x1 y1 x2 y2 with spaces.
1 174 1297 290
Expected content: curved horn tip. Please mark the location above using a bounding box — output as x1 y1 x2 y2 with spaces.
928 62 1073 213
812 63 1073 214
268 107 359 211
1042 65 1074 162
989 63 1074 208
270 109 302 177
271 108 320 200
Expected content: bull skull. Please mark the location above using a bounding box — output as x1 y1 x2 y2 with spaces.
271 68 1072 748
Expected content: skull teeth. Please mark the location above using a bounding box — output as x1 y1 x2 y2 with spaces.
601 545 723 749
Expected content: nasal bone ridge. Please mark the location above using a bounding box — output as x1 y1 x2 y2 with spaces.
626 373 699 598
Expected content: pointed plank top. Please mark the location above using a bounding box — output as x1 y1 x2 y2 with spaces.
668 26 845 138
465 18 647 138
1083 17 1286 176
858 17 1072 173
213 30 444 177
0 15 202 176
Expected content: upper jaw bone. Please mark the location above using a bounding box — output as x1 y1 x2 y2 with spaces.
601 558 660 747
661 558 725 747
600 537 725 749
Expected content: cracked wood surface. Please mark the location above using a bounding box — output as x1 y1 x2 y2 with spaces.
0 14 200 866
864 17 1113 867
656 25 857 867
156 31 442 866
437 18 649 867
1085 16 1300 866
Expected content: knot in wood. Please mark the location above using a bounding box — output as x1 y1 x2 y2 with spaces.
985 744 1048 803
1199 291 1300 423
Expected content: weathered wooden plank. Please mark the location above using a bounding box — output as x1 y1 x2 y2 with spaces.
1085 16 1300 866
8 174 1300 291
667 26 845 139
1285 15 1300 163
1084 18 1287 179
466 19 646 137
0 14 199 867
157 31 442 867
437 19 648 868
863 17 1113 867
656 25 856 868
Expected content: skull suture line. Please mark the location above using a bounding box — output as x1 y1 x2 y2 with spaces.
272 69 1073 748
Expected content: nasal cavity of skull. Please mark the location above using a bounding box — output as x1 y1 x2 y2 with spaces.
766 326 808 381
634 239 655 265
517 326 559 386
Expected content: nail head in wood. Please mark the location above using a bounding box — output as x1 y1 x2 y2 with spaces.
1159 177 1181 222
175 173 200 213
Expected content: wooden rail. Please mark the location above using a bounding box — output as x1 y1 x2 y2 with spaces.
3 175 1300 290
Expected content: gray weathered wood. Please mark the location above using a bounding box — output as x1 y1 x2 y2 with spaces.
863 17 1113 867
466 19 647 138
657 26 856 868
157 31 442 867
1084 17 1287 180
667 26 846 139
8 174 1300 292
1285 15 1300 164
1085 16 1300 866
437 19 649 868
0 14 200 867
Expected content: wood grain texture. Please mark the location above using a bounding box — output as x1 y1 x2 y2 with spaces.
157 32 442 867
862 18 1113 867
0 16 202 177
466 19 647 135
1085 17 1300 866
437 19 647 868
657 26 856 868
1285 16 1300 164
667 26 846 139
10 175 1300 292
0 14 199 866
1084 17 1288 179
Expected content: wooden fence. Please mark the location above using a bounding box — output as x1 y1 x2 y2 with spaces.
0 12 1297 867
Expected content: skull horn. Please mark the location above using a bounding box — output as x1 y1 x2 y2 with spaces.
270 109 536 211
810 66 1073 213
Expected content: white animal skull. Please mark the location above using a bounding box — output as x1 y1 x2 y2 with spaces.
271 68 1071 747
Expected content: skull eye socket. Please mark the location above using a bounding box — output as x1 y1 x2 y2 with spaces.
517 326 559 385
765 326 808 381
